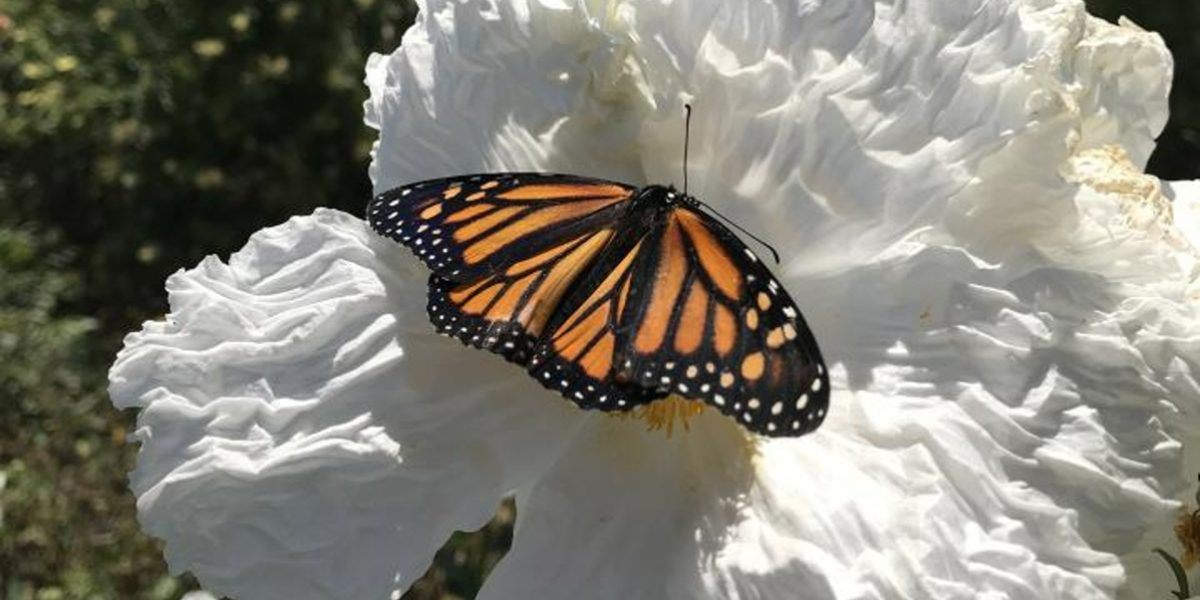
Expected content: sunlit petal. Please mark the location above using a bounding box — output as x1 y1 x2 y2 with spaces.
110 210 582 599
365 1 1198 598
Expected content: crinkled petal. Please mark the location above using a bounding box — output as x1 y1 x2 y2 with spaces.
364 0 1200 599
109 209 583 600
479 412 806 600
483 407 1127 600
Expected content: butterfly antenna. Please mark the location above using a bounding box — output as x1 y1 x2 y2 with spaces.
680 105 780 264
695 200 782 264
683 103 692 195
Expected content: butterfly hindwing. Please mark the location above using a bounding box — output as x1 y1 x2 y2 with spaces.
617 206 829 436
367 173 636 281
526 202 829 436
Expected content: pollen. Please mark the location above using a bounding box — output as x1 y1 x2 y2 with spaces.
1176 506 1200 568
628 395 706 437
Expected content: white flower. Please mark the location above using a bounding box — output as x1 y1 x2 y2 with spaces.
108 0 1200 598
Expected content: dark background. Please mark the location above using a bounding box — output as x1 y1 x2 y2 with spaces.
0 1 1194 598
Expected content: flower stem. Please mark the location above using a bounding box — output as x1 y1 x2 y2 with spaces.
1152 547 1191 599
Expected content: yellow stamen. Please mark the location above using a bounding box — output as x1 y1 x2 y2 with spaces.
622 395 706 437
1175 507 1200 568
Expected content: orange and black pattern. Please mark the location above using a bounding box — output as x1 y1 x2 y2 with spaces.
368 173 633 282
367 173 829 437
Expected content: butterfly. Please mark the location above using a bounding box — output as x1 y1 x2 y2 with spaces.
366 173 829 436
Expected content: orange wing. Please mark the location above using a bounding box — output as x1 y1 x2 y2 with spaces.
528 205 829 436
368 173 635 282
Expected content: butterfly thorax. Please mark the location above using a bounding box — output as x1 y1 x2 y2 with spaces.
626 184 697 223
633 184 691 206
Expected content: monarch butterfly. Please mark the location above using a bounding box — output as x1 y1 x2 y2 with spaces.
366 170 830 437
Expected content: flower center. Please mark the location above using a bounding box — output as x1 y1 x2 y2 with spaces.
624 395 706 437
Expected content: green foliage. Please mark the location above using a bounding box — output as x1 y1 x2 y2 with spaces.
0 0 414 341
0 226 186 598
403 501 517 600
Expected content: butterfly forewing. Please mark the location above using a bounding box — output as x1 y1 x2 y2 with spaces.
426 227 618 361
367 173 636 281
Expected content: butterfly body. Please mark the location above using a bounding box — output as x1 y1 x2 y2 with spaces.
368 173 829 436
539 184 688 334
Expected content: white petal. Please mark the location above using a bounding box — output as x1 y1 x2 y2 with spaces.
109 210 582 600
479 412 780 600
480 386 1154 599
366 1 1199 598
